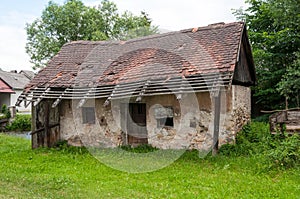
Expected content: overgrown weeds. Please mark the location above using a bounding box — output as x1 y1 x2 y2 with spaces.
219 121 300 171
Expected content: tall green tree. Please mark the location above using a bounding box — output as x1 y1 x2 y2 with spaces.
26 0 158 69
234 0 300 110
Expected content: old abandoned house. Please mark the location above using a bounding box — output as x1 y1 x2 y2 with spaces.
17 22 255 150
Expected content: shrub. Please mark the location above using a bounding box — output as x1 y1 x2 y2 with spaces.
218 143 238 156
219 121 300 170
219 122 271 156
6 114 31 131
265 134 300 169
1 104 11 119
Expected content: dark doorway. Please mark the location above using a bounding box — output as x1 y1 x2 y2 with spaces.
121 103 147 146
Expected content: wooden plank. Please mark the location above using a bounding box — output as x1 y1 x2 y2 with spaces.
286 125 300 131
31 123 60 135
212 92 221 156
45 101 50 147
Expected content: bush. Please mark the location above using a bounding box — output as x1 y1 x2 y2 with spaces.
219 121 300 170
265 134 300 169
218 143 238 156
6 114 31 131
1 104 11 119
219 122 271 156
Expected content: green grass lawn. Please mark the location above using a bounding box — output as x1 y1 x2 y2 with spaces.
0 134 299 199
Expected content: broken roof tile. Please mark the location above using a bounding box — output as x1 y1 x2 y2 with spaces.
26 22 245 89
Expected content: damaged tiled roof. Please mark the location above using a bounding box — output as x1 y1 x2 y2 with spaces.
26 22 245 89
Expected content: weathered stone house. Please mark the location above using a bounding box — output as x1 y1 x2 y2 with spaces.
17 22 255 150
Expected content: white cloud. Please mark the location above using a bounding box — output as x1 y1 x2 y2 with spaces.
0 0 247 72
111 0 247 30
0 11 35 71
85 0 247 30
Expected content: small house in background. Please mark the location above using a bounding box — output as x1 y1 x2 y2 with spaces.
0 69 34 114
19 70 35 80
17 22 255 150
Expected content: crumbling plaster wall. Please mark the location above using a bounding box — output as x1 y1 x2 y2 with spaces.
60 99 122 147
221 85 251 144
145 93 213 150
59 86 250 150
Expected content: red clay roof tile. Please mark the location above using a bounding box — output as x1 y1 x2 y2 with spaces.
27 22 245 89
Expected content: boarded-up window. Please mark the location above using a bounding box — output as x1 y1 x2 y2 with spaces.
82 107 95 124
155 106 174 127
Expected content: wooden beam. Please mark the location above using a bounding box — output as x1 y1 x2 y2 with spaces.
51 89 68 108
103 85 120 106
212 91 221 156
77 98 87 108
76 87 95 108
31 123 60 135
136 80 150 102
33 88 50 107
103 97 111 107
45 101 50 147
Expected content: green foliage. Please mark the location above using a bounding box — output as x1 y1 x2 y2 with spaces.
219 121 300 170
1 104 7 114
120 144 158 153
220 122 271 156
266 134 300 169
1 104 11 119
218 143 237 156
53 140 88 155
26 0 158 69
252 114 271 122
6 114 31 132
277 52 300 107
234 0 300 110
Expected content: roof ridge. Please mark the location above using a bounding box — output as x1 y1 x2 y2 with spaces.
180 21 244 33
62 21 244 47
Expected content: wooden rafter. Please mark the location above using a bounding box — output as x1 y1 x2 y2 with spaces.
33 88 51 107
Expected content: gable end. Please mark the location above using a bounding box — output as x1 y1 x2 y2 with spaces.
232 26 256 86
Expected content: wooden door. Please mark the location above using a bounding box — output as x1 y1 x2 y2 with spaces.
124 103 147 146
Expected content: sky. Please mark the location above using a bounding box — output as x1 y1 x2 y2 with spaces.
0 0 247 72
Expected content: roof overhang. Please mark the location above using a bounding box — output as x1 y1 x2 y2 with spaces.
16 72 233 107
0 78 15 93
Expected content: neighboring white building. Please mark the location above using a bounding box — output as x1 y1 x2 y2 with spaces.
0 69 34 113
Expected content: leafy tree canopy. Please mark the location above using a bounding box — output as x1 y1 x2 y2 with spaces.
26 0 158 69
234 0 300 110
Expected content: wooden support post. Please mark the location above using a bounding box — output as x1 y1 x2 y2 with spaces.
31 104 37 149
212 92 221 156
44 101 50 147
125 104 128 145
